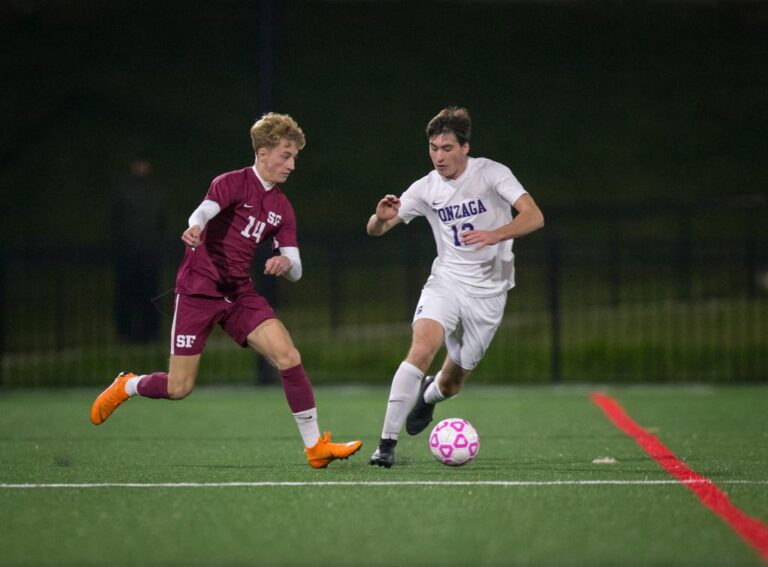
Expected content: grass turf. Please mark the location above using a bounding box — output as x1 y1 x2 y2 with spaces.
0 385 766 566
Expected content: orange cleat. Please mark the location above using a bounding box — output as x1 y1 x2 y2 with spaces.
305 432 362 469
90 372 135 425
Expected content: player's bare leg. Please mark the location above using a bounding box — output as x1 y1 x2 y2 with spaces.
166 354 201 400
247 319 361 468
89 355 200 425
404 319 445 373
371 318 443 467
436 358 471 396
406 357 470 436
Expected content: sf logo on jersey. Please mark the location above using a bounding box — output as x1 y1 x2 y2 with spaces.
267 211 282 226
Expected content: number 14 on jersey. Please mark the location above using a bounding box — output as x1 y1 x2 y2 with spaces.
241 216 266 242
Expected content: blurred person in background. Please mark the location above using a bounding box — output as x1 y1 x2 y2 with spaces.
111 153 165 343
367 106 544 468
93 114 362 469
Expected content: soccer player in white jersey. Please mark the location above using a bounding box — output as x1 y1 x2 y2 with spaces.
367 107 544 467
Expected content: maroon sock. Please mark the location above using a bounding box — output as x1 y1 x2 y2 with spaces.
136 372 170 399
279 364 316 413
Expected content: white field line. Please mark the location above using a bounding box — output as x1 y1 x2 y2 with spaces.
1 479 766 489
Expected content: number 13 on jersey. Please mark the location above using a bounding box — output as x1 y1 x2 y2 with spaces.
451 223 474 247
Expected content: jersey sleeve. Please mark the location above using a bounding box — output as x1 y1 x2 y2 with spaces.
188 199 221 230
397 178 429 224
488 162 528 206
273 197 298 249
204 173 239 209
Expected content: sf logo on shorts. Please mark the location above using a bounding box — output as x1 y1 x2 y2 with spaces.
176 335 197 349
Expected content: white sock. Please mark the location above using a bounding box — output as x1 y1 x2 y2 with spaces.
424 371 450 405
293 408 321 448
124 375 144 397
381 361 424 440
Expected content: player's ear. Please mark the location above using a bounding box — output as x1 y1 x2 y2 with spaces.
462 143 470 156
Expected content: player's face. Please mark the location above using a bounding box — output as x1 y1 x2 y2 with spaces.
429 133 469 180
256 139 299 185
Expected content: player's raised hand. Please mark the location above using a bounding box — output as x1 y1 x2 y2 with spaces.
460 229 501 250
182 225 202 248
264 255 291 277
375 194 400 221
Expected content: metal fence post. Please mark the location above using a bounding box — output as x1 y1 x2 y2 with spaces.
609 222 621 307
0 246 5 387
548 225 561 383
677 208 692 302
745 206 757 298
328 238 342 333
253 0 279 385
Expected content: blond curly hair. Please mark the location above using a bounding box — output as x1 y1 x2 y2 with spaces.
250 113 306 153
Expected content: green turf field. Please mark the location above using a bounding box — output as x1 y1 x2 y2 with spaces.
1 386 766 566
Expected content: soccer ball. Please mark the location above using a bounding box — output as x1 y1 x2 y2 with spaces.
429 418 480 466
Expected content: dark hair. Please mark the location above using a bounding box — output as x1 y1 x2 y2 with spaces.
426 106 471 145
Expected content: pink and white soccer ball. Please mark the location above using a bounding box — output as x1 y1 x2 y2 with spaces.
429 418 480 466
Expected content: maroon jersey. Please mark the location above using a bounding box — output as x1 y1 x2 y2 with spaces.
176 167 298 297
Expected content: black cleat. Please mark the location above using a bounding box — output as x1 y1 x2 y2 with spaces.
369 438 397 468
406 376 436 436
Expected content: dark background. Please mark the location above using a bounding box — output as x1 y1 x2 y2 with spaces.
3 0 766 245
1 0 766 386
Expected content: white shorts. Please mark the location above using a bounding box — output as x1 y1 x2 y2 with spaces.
412 277 507 370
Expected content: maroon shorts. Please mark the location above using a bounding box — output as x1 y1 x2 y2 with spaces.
170 290 276 355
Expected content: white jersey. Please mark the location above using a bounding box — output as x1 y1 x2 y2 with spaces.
397 157 528 298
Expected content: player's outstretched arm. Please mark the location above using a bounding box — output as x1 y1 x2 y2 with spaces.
460 194 544 250
181 199 222 248
367 194 403 236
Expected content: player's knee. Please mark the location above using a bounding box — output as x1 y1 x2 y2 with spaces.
273 347 301 370
167 377 194 400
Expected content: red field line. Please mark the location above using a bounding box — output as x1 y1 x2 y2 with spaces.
590 392 768 561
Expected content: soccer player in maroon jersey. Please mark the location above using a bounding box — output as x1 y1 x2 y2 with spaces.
90 113 362 469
